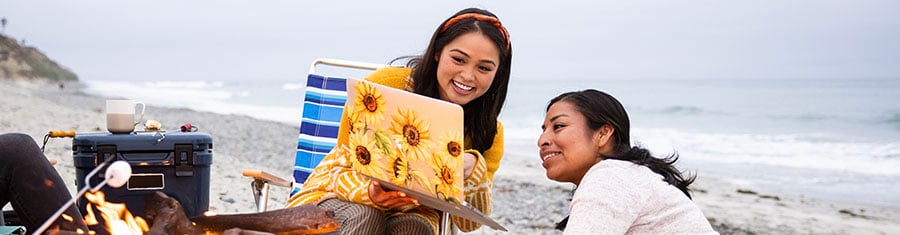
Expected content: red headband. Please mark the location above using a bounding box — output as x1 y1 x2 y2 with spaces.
440 13 511 52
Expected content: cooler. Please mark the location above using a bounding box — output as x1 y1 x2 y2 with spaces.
72 132 213 220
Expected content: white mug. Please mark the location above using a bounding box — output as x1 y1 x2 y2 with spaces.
106 100 145 134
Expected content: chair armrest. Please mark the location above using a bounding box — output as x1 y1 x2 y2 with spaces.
242 169 292 188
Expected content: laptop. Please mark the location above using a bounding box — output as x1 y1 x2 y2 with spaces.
345 78 505 230
344 77 464 201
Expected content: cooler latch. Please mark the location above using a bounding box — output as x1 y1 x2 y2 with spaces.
174 144 194 177
97 145 117 165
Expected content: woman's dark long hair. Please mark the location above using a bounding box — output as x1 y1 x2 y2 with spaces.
548 89 695 197
401 8 512 153
549 89 696 230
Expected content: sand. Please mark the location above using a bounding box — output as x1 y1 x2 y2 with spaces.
2 79 898 234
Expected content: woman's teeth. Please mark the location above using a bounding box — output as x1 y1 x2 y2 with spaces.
453 81 473 91
542 153 559 161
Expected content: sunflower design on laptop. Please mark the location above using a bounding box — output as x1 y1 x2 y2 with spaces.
387 143 430 189
431 131 464 202
352 81 386 129
390 107 435 162
345 78 464 203
347 131 388 178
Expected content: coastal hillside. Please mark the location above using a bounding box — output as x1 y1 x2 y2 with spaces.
0 33 78 81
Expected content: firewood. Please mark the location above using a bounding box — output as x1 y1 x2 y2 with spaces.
143 192 201 235
143 191 339 234
191 204 339 234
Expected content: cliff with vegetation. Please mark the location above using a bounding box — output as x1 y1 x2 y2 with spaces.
0 33 78 81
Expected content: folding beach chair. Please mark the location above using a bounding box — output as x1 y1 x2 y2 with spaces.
243 58 387 212
292 58 389 194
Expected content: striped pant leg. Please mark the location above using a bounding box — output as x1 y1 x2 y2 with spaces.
387 214 434 235
317 198 386 235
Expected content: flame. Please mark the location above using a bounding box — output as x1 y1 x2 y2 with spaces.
83 191 149 234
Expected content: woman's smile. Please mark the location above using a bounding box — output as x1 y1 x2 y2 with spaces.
451 80 474 94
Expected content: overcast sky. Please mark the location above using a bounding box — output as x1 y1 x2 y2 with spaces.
3 0 898 81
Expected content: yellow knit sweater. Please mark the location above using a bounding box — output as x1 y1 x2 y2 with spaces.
286 67 505 233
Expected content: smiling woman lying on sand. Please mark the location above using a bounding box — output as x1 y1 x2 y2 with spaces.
537 90 717 234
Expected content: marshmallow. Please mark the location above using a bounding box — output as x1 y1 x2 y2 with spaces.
106 161 132 188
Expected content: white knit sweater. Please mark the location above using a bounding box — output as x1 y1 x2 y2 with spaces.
563 160 718 235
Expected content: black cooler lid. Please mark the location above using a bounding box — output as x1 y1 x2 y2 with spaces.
72 132 213 168
73 132 213 152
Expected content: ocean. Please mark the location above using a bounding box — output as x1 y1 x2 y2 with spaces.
82 78 900 206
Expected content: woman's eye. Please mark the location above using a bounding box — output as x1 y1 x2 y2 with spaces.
478 66 493 72
553 124 565 131
452 56 464 63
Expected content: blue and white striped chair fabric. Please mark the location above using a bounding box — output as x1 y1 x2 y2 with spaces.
292 59 386 196
293 74 346 195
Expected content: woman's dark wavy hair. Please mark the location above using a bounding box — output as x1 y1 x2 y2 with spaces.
548 89 695 197
398 8 512 153
550 89 696 230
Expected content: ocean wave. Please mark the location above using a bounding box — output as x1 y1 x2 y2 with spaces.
628 128 900 176
282 82 306 91
883 112 900 127
766 113 838 122
652 105 731 116
141 80 225 89
502 125 900 176
84 80 233 101
649 106 872 125
660 106 705 115
84 80 299 125
761 111 900 129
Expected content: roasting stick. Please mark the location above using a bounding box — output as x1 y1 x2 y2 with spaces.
33 160 133 234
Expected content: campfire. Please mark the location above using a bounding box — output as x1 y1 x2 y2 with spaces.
39 160 337 234
64 191 337 235
83 191 149 234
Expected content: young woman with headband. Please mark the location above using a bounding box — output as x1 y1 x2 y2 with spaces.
287 8 513 235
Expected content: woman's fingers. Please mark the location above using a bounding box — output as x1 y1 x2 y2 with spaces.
463 153 476 178
380 195 419 209
369 181 419 209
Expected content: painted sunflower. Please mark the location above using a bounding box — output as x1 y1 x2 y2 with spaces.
388 139 430 188
430 143 462 202
389 107 434 161
347 131 387 178
390 153 409 186
352 81 386 129
437 131 464 158
346 111 364 134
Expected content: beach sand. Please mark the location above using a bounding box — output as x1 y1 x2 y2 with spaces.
2 80 898 234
